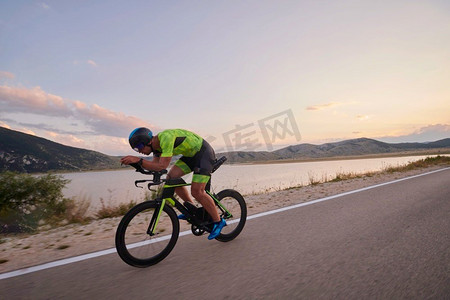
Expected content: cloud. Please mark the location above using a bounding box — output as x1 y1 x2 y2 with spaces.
73 103 155 137
1 121 36 136
0 84 156 137
46 131 88 148
87 60 98 67
73 60 98 67
377 124 450 143
1 117 95 135
356 115 369 121
0 85 71 116
0 121 11 129
39 3 50 10
86 135 131 155
0 71 15 80
20 128 37 136
306 102 342 111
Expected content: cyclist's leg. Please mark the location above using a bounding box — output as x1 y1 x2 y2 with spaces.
190 140 220 223
192 175 227 240
168 163 193 204
191 181 220 223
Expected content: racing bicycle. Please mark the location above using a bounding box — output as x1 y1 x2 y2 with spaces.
115 156 247 267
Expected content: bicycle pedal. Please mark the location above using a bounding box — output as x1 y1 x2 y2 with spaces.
191 224 206 236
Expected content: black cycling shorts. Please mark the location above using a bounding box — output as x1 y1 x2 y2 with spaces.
174 140 216 183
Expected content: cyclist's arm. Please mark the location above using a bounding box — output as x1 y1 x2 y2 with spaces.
143 156 171 171
120 155 171 171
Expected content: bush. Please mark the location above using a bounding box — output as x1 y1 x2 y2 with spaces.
64 196 92 224
95 199 137 219
0 172 71 233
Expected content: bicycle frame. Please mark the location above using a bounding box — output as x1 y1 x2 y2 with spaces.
116 156 246 268
147 179 232 236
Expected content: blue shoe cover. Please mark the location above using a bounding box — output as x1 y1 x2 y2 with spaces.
208 218 227 240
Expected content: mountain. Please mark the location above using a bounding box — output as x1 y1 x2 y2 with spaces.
0 127 121 173
221 137 450 163
1 127 449 172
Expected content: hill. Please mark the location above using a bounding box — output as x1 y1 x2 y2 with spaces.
0 127 121 173
1 127 449 172
221 137 450 163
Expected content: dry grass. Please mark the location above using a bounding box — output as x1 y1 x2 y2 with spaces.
329 170 378 182
302 155 450 187
328 155 450 184
95 199 138 219
63 196 92 224
382 155 450 173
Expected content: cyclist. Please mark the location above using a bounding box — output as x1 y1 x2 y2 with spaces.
120 127 227 240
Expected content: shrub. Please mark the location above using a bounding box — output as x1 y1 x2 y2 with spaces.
0 172 71 233
95 199 137 219
63 195 92 224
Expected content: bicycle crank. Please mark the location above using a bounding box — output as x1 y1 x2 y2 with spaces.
191 224 205 236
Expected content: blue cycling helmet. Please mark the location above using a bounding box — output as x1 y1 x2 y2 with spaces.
129 127 153 152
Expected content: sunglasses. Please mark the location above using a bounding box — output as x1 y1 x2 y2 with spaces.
133 142 145 152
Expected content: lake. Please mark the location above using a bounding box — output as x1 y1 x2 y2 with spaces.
60 154 444 212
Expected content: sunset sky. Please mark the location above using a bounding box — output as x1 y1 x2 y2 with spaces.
1 1 449 155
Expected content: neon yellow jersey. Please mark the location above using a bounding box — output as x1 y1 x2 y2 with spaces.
156 129 203 158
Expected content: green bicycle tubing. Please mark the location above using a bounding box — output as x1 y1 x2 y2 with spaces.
150 197 178 235
165 197 176 206
207 191 218 202
163 183 191 188
151 198 166 235
207 190 232 217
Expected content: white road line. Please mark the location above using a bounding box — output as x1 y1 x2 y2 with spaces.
247 167 450 220
1 167 449 280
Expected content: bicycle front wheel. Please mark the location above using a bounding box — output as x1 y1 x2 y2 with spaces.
115 201 179 267
215 189 247 242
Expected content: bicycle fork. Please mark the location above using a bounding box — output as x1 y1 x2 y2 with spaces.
146 198 176 236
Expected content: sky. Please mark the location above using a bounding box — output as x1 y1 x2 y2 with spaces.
1 0 449 156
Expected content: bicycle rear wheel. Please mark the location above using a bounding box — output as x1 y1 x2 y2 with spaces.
115 201 179 267
215 189 247 242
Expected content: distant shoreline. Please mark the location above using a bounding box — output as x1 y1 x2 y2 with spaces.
231 149 450 166
4 126 448 174
31 149 450 175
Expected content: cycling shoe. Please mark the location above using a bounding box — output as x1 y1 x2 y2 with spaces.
208 218 227 240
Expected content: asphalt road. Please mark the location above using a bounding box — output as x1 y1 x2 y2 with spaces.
1 168 449 299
